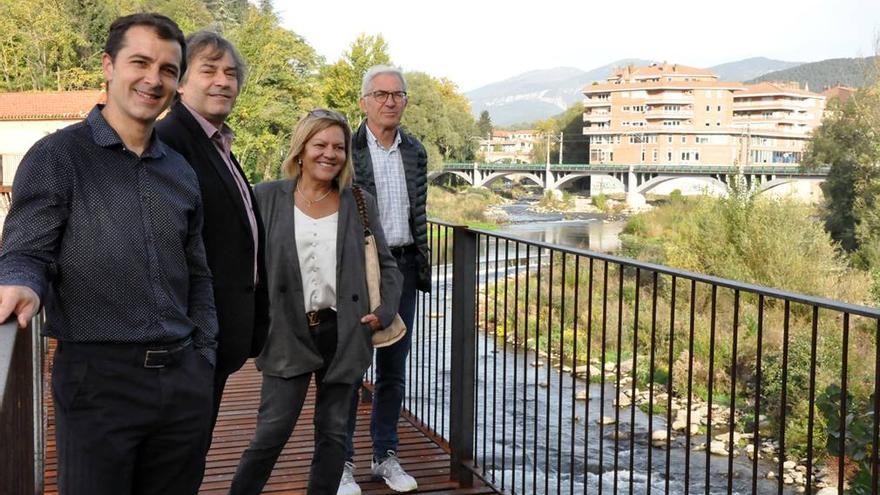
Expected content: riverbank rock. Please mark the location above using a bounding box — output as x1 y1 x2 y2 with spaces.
651 429 672 448
816 488 837 495
710 440 729 456
598 416 616 425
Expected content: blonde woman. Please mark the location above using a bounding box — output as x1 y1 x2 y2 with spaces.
229 109 402 495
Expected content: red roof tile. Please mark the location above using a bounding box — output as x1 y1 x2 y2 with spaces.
0 90 105 121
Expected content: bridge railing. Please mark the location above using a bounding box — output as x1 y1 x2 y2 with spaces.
0 315 45 495
441 162 830 176
404 220 880 494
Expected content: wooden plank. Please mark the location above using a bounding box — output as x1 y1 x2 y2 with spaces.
43 356 498 494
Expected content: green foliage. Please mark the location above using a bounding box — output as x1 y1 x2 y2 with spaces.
426 186 503 226
529 103 587 164
591 193 608 211
477 110 492 138
620 192 869 303
225 3 321 182
817 385 877 493
318 34 390 123
804 82 880 262
402 72 478 171
0 0 89 91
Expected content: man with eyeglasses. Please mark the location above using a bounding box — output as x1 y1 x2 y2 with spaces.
338 65 429 495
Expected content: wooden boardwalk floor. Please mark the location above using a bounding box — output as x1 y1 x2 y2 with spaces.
43 357 497 495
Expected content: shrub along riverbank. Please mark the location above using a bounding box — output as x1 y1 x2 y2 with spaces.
481 191 877 488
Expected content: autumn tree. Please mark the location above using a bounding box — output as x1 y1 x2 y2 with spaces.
226 2 321 181
319 34 391 123
402 72 478 170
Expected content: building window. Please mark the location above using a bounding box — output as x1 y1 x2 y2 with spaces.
667 136 673 144
717 105 722 111
681 136 687 144
641 150 646 161
653 149 658 162
667 151 672 161
706 105 710 111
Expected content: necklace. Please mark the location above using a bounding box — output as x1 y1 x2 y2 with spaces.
296 183 332 208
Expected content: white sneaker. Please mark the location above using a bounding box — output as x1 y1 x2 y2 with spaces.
371 451 418 492
337 461 361 495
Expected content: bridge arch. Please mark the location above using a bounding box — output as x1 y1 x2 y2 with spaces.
480 171 543 189
756 177 825 202
636 175 729 196
428 170 473 186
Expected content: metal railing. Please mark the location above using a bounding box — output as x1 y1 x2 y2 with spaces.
0 315 45 495
404 221 880 494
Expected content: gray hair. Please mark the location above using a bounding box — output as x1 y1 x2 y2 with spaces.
182 31 247 88
360 65 407 96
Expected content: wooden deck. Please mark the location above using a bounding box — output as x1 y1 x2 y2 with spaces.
43 357 497 495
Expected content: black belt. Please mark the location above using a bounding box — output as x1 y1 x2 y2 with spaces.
59 337 193 369
306 307 336 327
389 244 416 258
143 337 193 368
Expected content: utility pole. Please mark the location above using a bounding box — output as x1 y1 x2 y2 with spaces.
558 132 563 164
545 133 551 165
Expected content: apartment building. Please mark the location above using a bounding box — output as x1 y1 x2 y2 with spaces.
478 129 537 163
582 63 825 166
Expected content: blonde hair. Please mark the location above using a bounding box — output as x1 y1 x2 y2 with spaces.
281 109 354 188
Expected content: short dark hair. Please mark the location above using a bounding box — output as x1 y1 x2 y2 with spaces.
104 13 187 80
182 31 247 88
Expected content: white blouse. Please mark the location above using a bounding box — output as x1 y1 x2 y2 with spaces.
293 206 338 312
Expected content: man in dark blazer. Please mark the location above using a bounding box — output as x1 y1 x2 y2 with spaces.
156 31 268 436
339 65 430 495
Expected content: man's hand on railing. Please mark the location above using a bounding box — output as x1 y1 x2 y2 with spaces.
0 285 40 329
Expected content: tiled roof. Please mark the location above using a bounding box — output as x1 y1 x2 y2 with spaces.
584 80 746 93
822 85 856 104
610 63 718 80
0 90 104 121
735 82 823 98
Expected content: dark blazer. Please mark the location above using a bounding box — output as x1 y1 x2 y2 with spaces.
156 102 269 377
352 121 431 292
253 180 402 384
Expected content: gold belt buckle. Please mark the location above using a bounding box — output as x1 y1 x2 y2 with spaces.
307 311 320 327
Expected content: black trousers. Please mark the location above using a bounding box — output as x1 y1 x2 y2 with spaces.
229 316 355 495
52 340 214 495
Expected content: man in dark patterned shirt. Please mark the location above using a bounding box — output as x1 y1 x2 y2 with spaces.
0 13 218 495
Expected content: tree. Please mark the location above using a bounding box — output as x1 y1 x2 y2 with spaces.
0 0 87 91
319 34 391 123
402 72 478 170
226 2 321 181
803 82 880 267
529 103 587 164
477 110 492 138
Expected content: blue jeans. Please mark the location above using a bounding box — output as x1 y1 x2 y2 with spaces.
345 249 419 461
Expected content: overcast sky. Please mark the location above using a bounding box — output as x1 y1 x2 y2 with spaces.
276 0 880 92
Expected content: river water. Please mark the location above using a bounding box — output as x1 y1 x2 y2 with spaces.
404 200 792 494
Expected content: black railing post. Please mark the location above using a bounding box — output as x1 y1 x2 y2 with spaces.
0 318 40 494
449 225 476 487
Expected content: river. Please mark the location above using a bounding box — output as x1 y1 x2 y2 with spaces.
404 199 793 494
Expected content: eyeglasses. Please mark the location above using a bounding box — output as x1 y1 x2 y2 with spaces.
307 108 348 124
365 90 407 103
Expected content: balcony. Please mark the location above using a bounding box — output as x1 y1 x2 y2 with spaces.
583 98 612 108
644 109 694 120
733 99 813 111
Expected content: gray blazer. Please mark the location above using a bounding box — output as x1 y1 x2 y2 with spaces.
253 179 403 384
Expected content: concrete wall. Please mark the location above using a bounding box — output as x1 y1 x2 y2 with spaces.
0 120 77 185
